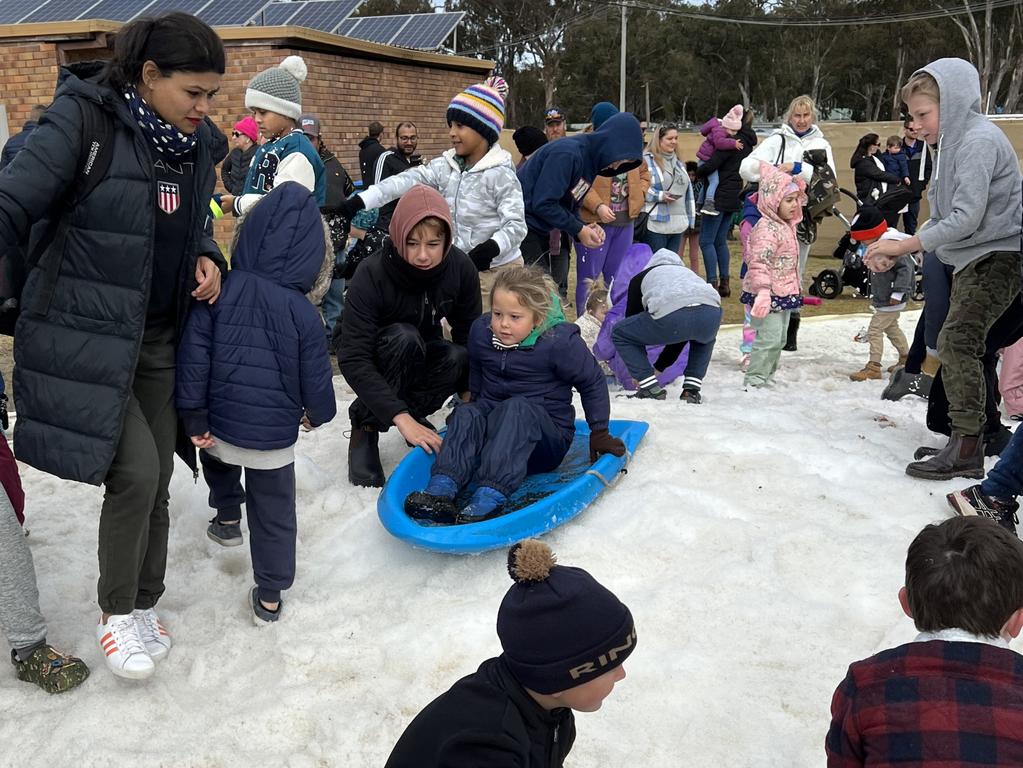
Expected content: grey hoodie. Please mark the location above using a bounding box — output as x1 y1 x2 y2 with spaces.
640 249 721 319
914 58 1023 272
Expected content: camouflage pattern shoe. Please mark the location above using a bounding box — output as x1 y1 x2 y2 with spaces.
11 644 90 694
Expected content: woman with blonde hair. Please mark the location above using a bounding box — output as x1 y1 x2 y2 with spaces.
640 123 695 255
739 94 835 351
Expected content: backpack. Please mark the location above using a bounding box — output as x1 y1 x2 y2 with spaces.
802 148 841 221
0 96 113 335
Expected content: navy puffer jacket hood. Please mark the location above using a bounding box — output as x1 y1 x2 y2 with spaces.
176 182 337 449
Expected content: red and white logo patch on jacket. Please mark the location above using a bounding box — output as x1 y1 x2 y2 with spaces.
158 182 180 214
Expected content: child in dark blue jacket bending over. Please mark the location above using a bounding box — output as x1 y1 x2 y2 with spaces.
176 182 337 624
404 266 626 525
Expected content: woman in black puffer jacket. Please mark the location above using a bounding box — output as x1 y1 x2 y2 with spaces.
0 13 228 681
851 132 903 204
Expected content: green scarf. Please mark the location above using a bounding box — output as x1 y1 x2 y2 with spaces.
519 293 566 348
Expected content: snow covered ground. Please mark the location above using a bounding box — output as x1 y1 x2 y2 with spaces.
2 309 1008 767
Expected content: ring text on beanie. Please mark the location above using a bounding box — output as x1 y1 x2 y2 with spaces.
496 540 636 695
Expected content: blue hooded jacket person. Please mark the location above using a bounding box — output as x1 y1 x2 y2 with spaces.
176 181 337 449
517 112 645 239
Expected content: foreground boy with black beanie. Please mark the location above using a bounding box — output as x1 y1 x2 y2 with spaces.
384 539 636 767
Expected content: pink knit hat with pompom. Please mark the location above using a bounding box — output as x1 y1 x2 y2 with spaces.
721 104 743 131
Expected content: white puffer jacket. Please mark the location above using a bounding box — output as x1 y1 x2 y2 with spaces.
739 122 836 186
358 144 526 268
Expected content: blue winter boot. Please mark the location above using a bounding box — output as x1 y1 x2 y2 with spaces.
404 474 459 524
455 486 508 525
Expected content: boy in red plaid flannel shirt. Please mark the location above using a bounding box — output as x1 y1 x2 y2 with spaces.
826 516 1023 766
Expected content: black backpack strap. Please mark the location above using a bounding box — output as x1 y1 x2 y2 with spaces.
24 97 113 317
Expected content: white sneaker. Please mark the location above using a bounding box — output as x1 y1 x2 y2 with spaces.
133 607 172 662
97 614 155 679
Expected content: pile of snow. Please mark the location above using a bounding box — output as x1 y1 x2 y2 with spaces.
3 310 1003 766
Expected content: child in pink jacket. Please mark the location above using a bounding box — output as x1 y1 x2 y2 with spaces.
741 162 806 388
696 104 744 216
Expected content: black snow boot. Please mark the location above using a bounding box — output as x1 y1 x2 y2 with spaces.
348 426 385 487
914 424 1011 460
882 369 932 401
905 432 985 481
404 492 457 524
782 314 800 352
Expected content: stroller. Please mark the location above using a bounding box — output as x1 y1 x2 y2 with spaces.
809 185 920 300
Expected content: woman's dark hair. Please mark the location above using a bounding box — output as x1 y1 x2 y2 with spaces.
905 516 1023 637
742 107 754 127
108 12 225 89
850 132 880 165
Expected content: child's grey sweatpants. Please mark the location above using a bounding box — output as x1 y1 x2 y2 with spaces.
0 486 46 655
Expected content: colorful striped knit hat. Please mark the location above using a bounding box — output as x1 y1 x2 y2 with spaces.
446 76 507 145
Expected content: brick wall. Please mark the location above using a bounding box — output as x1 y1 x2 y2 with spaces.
0 41 60 129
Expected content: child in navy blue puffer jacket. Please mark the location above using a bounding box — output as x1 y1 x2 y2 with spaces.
176 182 336 624
404 266 625 525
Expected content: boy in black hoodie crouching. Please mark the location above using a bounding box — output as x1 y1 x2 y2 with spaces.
384 539 636 767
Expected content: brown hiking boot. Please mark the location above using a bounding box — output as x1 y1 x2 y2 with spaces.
849 361 882 381
887 355 908 373
905 432 985 481
11 645 90 694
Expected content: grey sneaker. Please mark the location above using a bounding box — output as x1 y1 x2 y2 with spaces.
250 587 282 626
700 199 719 216
207 518 243 547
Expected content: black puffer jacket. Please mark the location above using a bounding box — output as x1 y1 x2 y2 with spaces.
384 656 576 768
338 240 481 426
358 135 385 186
220 144 257 195
698 124 756 213
851 154 902 204
0 62 228 485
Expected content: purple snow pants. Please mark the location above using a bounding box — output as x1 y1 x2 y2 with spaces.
574 222 634 311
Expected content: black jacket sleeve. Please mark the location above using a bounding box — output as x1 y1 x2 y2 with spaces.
446 249 483 346
220 149 234 191
0 96 82 251
625 267 654 317
338 264 411 425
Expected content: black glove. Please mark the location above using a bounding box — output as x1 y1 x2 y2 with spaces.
589 428 625 463
339 194 366 222
468 239 500 272
0 393 9 432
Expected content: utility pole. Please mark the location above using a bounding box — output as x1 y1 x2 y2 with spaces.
619 2 628 111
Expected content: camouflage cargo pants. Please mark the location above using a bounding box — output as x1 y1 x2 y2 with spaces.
939 251 1022 435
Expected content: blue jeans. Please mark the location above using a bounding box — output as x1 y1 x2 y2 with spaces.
922 251 953 352
321 250 346 336
643 230 683 254
610 304 722 383
699 211 732 283
696 160 719 205
983 427 1023 499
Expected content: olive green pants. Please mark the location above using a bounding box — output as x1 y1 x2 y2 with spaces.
97 325 177 615
938 251 1022 436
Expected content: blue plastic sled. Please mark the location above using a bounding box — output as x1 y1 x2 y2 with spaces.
377 419 649 554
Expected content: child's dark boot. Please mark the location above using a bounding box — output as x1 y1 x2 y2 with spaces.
404 474 459 524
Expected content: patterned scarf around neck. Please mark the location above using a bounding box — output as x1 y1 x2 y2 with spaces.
123 85 198 158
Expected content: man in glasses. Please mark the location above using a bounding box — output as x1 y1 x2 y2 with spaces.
220 116 259 196
371 122 423 229
901 117 932 235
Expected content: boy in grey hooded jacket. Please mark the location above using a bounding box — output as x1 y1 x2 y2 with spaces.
864 58 1023 481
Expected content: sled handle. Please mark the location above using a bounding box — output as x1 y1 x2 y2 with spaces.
584 448 632 488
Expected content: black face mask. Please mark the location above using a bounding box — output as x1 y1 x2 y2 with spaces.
598 158 642 177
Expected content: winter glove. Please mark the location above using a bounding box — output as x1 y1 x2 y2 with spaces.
338 194 366 222
468 239 500 272
589 428 626 463
751 291 771 319
0 393 8 432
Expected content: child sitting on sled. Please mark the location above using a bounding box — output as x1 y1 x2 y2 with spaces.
403 266 625 525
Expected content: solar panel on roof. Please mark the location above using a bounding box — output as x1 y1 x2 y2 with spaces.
391 10 462 50
80 0 157 21
340 13 411 44
334 15 358 35
197 0 272 26
256 0 304 25
22 0 101 23
121 0 211 20
286 0 360 33
0 0 42 23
